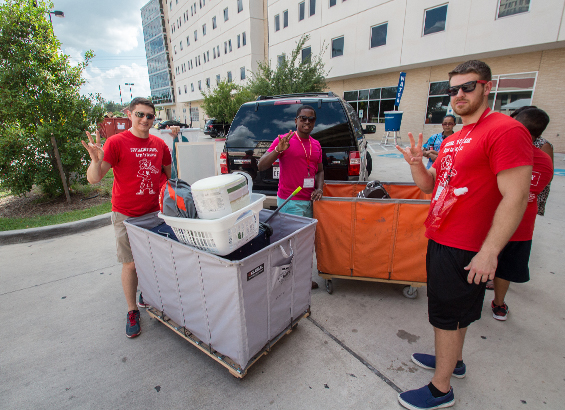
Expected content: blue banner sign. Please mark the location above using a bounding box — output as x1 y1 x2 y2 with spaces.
395 72 406 107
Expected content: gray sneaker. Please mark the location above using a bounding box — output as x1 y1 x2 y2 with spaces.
411 353 466 378
126 310 141 338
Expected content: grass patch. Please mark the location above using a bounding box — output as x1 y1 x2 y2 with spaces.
0 202 112 231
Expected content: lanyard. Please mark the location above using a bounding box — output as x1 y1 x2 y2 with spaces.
446 108 491 183
295 133 313 177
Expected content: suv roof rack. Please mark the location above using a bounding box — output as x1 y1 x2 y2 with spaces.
256 92 336 101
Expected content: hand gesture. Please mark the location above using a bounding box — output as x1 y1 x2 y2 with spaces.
277 130 294 152
167 125 181 137
81 130 104 163
396 132 424 165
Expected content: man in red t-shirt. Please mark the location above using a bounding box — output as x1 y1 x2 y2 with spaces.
489 108 553 321
82 97 177 339
395 61 533 409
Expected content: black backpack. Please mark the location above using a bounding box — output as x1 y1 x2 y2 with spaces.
357 181 390 199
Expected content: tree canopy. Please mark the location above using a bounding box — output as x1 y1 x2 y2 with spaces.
246 35 328 97
200 80 254 125
0 0 104 196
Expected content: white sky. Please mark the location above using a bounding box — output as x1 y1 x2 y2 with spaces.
51 0 151 103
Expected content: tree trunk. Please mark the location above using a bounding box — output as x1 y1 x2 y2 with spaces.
51 134 71 204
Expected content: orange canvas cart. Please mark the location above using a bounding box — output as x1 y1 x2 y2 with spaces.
314 181 432 298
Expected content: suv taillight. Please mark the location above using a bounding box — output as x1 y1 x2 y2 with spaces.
348 151 360 176
220 152 228 174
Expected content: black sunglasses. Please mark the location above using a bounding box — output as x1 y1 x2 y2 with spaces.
297 115 316 122
446 80 488 97
134 111 155 120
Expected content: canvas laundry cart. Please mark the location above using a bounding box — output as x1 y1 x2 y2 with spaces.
314 181 431 298
124 210 317 378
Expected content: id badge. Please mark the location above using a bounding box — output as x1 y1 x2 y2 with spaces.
303 178 315 188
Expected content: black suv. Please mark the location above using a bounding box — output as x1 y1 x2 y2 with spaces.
221 92 374 196
203 119 230 138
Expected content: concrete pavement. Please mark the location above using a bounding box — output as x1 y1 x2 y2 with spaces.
1 145 564 409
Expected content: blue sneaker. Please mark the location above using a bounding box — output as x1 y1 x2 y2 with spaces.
398 385 454 410
126 310 141 338
137 292 150 308
411 353 466 378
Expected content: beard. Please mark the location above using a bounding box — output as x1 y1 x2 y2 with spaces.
452 96 484 117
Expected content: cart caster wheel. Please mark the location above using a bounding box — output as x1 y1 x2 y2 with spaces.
325 280 333 294
403 286 418 299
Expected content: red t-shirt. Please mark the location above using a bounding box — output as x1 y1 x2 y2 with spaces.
268 133 323 201
103 131 172 217
427 112 533 252
510 148 553 241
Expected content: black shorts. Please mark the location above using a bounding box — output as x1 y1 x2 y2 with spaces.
495 240 532 283
426 240 487 330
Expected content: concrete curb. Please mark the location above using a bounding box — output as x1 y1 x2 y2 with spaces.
0 212 112 245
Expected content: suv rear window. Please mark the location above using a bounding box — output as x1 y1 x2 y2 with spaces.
227 100 353 148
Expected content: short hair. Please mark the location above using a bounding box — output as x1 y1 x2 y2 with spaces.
297 105 316 117
443 114 456 123
513 107 550 138
448 60 492 82
510 105 537 119
129 97 155 113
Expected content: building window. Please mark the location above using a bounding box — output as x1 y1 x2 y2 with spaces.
424 72 537 123
224 7 229 21
186 35 190 46
180 40 183 50
277 54 285 67
240 66 246 80
206 78 210 88
275 14 280 32
283 10 288 28
497 0 530 18
237 0 243 13
227 71 232 83
302 47 311 63
198 80 202 91
228 39 232 52
184 85 187 93
309 0 316 16
212 16 217 29
423 4 448 36
370 22 387 48
216 74 221 84
190 107 199 122
174 45 177 54
203 23 206 36
330 0 336 6
344 87 397 123
203 52 206 63
331 36 344 58
217 45 220 55
194 30 197 41
191 83 194 92
224 41 228 54
198 55 201 65
207 50 209 61
237 34 241 48
299 2 305 21
242 32 247 46
213 48 216 58
190 4 193 15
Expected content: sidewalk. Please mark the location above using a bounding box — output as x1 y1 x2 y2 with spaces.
1 149 564 409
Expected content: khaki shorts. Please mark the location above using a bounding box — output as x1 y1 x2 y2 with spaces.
111 212 134 264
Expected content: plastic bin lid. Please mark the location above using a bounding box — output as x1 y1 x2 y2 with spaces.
192 174 246 190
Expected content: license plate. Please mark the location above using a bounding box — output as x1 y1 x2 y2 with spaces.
273 167 280 179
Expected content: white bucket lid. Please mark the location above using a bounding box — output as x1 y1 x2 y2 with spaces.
192 174 246 191
384 111 403 114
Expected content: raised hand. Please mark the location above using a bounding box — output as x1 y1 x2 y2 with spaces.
396 132 424 165
81 130 104 163
277 130 294 152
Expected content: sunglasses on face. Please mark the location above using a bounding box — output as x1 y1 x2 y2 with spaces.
297 115 316 122
134 111 155 120
446 80 488 97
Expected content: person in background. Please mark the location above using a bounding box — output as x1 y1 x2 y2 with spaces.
422 114 456 169
511 106 553 215
82 97 178 339
396 60 533 409
258 105 324 289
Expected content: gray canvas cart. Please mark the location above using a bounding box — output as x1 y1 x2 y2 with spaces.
124 210 317 378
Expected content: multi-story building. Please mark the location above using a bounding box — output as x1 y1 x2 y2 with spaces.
143 0 565 151
141 0 175 116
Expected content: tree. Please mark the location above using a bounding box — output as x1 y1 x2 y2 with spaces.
246 35 328 97
200 80 254 131
0 0 104 197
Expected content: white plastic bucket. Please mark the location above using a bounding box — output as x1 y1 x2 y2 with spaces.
191 172 253 219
